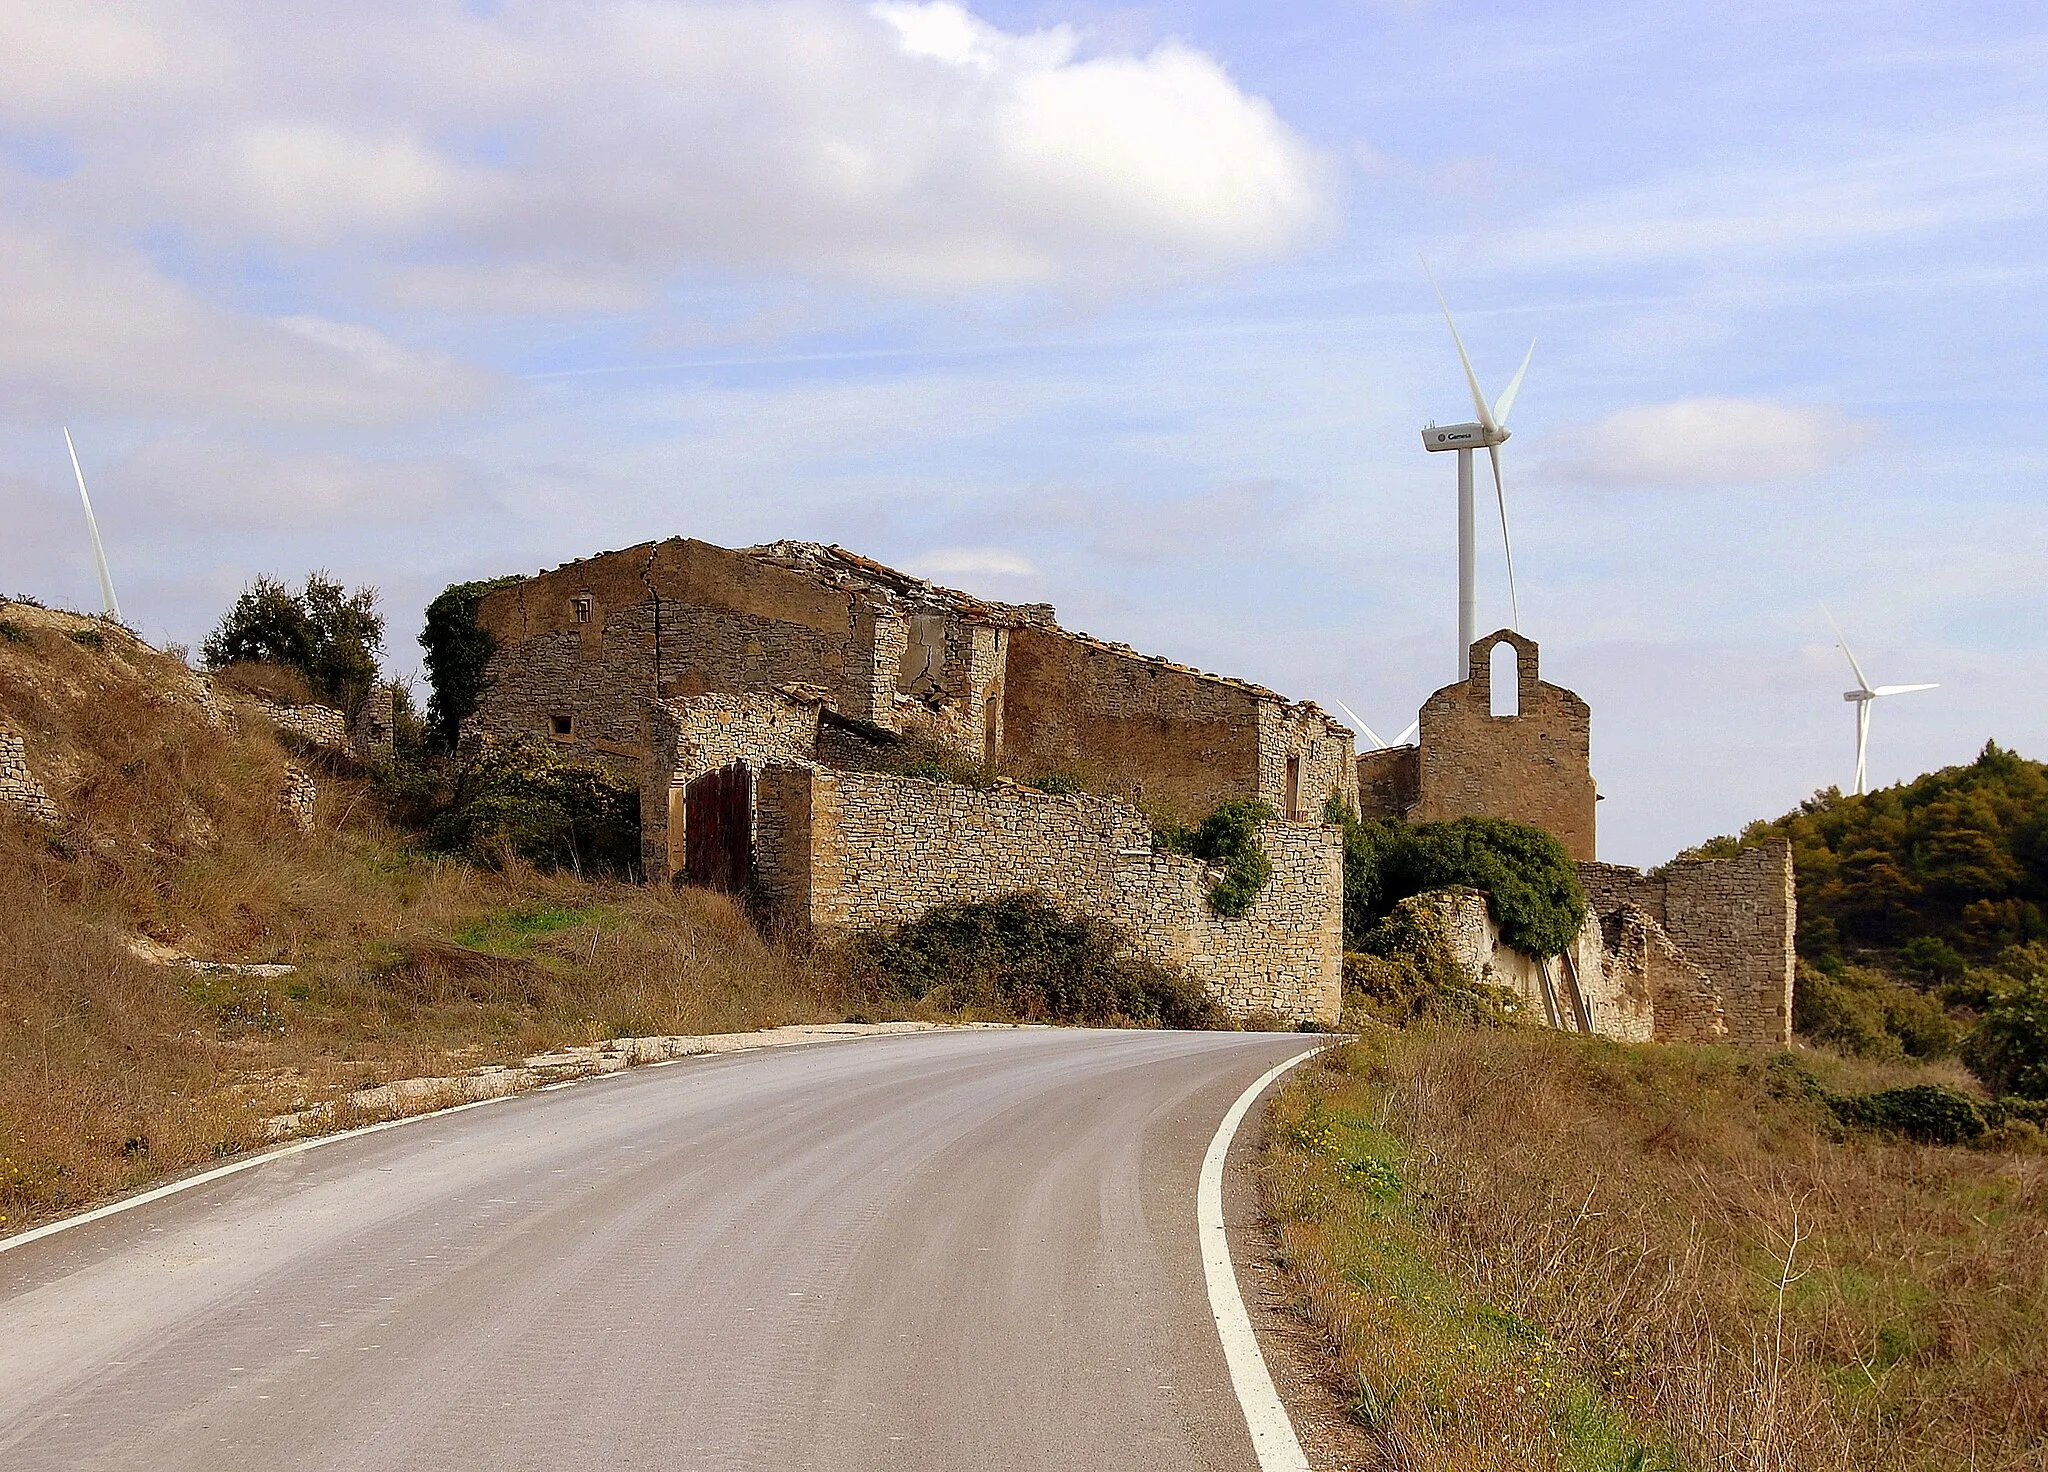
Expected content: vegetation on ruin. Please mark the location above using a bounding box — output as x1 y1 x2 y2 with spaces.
1155 798 1277 917
1264 1030 2048 1472
428 736 642 878
1329 803 1588 957
419 574 521 752
201 572 386 716
1341 900 1524 1030
835 892 1224 1029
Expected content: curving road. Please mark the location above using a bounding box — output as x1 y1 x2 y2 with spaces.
0 1028 1315 1470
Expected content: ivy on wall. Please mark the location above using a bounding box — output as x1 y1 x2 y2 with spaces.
1160 798 1277 918
420 576 520 753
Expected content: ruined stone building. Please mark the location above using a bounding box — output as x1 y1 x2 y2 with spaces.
463 537 1792 1041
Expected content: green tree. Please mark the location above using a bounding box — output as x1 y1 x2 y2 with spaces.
1963 945 2048 1100
201 572 384 714
1333 811 1587 957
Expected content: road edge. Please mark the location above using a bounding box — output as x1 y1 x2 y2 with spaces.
1200 1043 1326 1472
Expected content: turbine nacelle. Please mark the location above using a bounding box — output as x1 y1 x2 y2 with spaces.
1421 423 1510 452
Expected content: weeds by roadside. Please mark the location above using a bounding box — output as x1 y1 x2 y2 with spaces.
1263 1030 2047 1471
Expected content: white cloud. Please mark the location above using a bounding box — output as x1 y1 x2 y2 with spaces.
904 546 1037 579
2 1 1329 298
0 226 493 423
1547 398 1879 486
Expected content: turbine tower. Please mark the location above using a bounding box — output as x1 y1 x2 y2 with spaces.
1826 609 1935 796
63 428 122 622
1420 264 1534 679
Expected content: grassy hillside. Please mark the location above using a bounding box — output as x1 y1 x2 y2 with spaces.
1265 1030 2046 1472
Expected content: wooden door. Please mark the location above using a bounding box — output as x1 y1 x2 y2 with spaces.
684 763 754 894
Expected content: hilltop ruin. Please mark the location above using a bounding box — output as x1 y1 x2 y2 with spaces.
450 536 1793 1039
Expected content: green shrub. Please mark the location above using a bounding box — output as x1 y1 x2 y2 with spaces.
1343 898 1523 1028
840 892 1222 1029
420 576 519 753
1964 947 2048 1100
0 619 30 645
67 627 104 650
201 572 384 715
1158 799 1276 917
1794 961 1959 1060
1828 1084 1987 1146
1335 812 1587 956
430 739 640 877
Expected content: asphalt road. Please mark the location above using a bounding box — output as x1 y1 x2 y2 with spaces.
0 1027 1316 1471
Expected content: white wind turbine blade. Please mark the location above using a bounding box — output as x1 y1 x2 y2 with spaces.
1493 340 1535 427
1872 683 1937 696
64 427 121 623
1392 719 1419 746
1333 698 1384 749
1487 443 1521 629
1422 258 1497 435
1822 604 1872 694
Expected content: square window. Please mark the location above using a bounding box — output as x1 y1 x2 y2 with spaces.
551 714 574 736
572 595 593 624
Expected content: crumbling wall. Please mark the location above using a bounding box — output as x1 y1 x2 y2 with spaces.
1575 839 1795 1047
640 690 823 882
755 766 1342 1025
1356 744 1420 820
1412 630 1596 861
1259 702 1359 821
1413 889 1616 1034
1600 904 1726 1042
998 626 1267 825
0 727 60 826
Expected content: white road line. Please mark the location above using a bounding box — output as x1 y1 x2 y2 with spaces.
1199 1045 1325 1472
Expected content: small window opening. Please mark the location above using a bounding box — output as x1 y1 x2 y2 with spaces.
1490 643 1520 718
572 595 593 624
551 713 574 737
1285 755 1301 819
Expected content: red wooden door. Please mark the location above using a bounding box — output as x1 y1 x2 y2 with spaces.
684 763 754 894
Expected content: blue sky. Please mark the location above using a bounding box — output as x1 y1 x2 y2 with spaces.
2 0 2043 864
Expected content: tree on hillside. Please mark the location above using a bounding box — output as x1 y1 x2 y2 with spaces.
201 573 384 715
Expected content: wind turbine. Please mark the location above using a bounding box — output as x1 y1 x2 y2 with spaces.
63 428 122 622
1420 262 1534 679
1825 608 1935 796
1334 698 1417 750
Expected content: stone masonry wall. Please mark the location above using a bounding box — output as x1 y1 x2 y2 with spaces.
1258 703 1360 822
0 727 60 826
1659 840 1795 1046
1355 744 1420 820
1575 840 1795 1046
640 690 824 882
1601 904 1725 1043
756 766 1343 1025
1413 630 1596 860
999 626 1267 826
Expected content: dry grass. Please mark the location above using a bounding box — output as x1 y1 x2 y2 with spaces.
0 603 854 1233
1264 1029 2048 1472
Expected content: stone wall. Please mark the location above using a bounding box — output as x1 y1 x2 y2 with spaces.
0 727 60 826
755 765 1343 1026
1412 630 1596 860
1601 904 1726 1043
999 626 1266 823
1259 702 1360 821
1575 838 1796 1046
259 700 351 751
640 690 824 881
1356 744 1420 820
